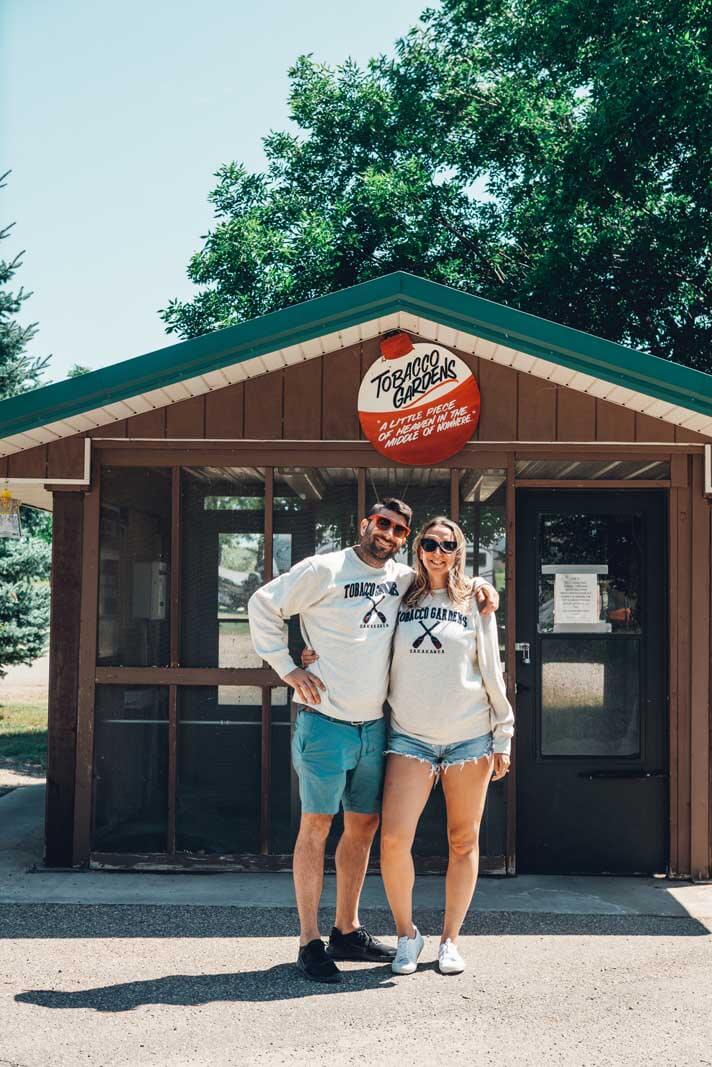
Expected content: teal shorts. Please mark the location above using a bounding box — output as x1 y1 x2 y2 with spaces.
291 709 387 815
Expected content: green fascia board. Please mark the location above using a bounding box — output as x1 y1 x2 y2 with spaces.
1 271 712 441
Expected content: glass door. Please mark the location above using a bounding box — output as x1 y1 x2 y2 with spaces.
516 490 668 874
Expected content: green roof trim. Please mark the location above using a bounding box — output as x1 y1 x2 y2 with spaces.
2 271 712 441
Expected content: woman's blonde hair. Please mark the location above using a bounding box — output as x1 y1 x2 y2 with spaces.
404 516 474 609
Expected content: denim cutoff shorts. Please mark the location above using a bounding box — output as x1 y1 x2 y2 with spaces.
385 729 494 775
292 708 387 815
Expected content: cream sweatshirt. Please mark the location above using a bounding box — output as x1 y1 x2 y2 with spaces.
388 589 514 752
247 547 413 722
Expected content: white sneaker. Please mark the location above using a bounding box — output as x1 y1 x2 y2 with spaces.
438 939 465 975
391 926 425 974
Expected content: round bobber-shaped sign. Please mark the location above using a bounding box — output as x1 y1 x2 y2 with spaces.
358 339 480 465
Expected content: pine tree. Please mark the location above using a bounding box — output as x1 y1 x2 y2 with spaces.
0 171 52 676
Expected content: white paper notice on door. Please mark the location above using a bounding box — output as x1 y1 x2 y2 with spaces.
553 572 600 627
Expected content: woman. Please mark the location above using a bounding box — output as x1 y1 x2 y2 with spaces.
303 516 514 976
380 516 513 976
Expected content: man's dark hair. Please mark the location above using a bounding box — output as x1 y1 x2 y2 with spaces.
369 497 413 526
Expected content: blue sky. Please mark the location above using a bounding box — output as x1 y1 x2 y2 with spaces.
3 0 431 381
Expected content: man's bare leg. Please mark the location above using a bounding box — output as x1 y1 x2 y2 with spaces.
293 813 333 945
334 812 380 933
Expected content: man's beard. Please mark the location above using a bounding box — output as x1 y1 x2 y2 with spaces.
361 532 401 561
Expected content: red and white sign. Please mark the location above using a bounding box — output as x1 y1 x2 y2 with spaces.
358 342 480 465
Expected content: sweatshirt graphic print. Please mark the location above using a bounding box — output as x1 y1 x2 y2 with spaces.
388 590 514 752
248 547 413 722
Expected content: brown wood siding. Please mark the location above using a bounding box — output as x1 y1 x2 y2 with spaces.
205 382 244 438
689 455 711 879
323 348 361 439
635 413 675 442
47 437 85 480
477 360 517 440
45 492 83 866
125 408 166 437
283 360 322 439
91 420 127 438
244 371 283 438
165 395 205 438
596 400 636 442
7 444 47 478
557 390 596 441
9 344 710 483
517 374 557 440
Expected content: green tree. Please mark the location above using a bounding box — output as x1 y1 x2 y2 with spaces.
0 173 51 675
162 0 712 370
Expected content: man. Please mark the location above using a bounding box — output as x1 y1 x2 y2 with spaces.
248 498 498 983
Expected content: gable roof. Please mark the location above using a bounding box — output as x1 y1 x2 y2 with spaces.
2 271 712 457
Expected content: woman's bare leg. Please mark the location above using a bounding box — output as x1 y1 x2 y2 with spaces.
379 755 435 937
440 756 493 943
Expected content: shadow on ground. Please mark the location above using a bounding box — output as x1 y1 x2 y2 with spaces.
1 905 708 941
16 962 400 1011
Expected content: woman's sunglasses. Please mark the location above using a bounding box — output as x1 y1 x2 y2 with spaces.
368 514 411 539
421 536 458 554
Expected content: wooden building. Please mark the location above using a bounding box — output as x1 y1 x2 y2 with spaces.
1 273 710 878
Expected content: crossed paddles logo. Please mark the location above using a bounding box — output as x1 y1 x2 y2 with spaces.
412 621 442 649
361 594 386 625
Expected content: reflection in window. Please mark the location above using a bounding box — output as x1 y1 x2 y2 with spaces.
539 513 642 634
460 470 506 652
273 469 358 670
92 686 168 852
181 468 265 668
541 639 640 757
98 467 171 666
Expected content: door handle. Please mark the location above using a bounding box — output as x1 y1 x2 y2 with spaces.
514 642 531 664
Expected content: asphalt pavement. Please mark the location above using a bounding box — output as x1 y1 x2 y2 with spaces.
2 783 712 1066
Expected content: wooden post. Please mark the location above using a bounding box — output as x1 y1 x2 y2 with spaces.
45 492 84 867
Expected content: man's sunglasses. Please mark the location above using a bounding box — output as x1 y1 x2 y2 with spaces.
421 536 458 554
368 514 411 538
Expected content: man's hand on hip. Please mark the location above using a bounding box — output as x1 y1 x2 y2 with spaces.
284 667 326 705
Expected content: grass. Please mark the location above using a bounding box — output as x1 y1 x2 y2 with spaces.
0 701 48 774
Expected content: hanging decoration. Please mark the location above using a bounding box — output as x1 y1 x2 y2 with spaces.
0 487 22 539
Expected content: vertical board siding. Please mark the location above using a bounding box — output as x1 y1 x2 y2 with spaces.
45 492 83 866
47 436 86 480
689 455 711 879
635 413 675 442
125 408 166 438
323 346 361 439
557 390 596 441
283 360 322 439
205 382 245 438
7 444 47 478
477 360 517 440
91 420 127 438
517 374 557 440
675 426 708 444
244 371 283 438
596 400 636 442
165 395 205 438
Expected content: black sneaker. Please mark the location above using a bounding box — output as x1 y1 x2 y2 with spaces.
297 939 343 983
327 926 396 962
